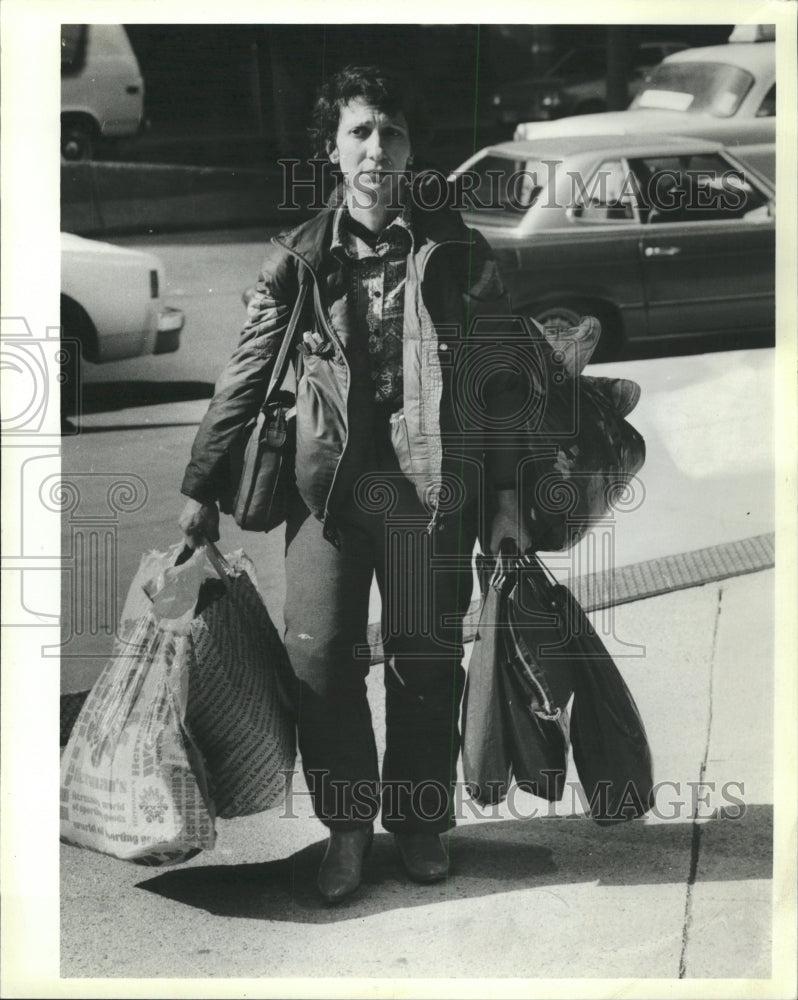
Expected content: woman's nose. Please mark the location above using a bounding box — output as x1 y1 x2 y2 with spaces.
365 130 384 157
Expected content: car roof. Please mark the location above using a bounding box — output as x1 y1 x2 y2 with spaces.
474 132 725 161
663 40 775 73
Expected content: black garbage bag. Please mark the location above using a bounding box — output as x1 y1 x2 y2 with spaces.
463 548 654 823
556 581 655 824
512 552 655 823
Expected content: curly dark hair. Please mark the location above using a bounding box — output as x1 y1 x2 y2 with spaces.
308 65 429 159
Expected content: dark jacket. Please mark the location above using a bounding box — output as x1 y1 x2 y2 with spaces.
181 189 528 536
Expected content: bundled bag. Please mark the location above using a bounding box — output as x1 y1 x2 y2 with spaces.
219 276 310 532
60 542 297 865
520 373 646 551
463 549 655 824
506 318 646 552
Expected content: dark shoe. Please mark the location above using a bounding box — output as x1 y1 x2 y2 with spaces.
317 826 373 903
394 832 449 883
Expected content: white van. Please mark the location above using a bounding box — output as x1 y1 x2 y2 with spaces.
61 24 144 160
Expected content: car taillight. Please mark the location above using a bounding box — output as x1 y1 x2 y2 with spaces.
150 269 159 298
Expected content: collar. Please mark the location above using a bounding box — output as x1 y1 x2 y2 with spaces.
330 198 415 262
272 171 475 275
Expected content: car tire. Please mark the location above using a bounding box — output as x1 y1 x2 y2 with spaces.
530 299 621 363
61 121 95 161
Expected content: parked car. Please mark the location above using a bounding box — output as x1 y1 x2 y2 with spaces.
61 233 185 363
61 24 144 160
629 25 775 119
451 133 774 359
514 25 775 149
491 40 688 125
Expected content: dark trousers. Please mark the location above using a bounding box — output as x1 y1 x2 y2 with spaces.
283 417 477 832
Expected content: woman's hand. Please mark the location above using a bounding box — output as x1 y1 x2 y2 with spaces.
178 498 220 548
488 489 534 556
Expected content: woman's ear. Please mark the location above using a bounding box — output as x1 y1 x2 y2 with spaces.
328 144 339 164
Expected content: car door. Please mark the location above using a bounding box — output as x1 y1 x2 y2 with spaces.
628 152 775 342
507 157 648 342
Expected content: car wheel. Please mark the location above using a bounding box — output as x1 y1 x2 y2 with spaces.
61 122 95 161
530 299 620 363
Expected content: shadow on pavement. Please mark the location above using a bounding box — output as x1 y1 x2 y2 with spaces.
70 380 214 415
136 806 772 924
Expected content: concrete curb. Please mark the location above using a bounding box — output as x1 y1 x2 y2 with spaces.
61 161 312 236
59 532 775 745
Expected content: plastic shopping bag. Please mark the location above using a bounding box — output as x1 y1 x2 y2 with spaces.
461 556 513 806
462 552 570 807
182 547 297 819
60 542 297 864
59 545 217 865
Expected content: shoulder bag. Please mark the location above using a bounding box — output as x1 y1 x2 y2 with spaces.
220 274 311 532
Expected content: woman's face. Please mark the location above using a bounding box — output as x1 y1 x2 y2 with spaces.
330 97 412 204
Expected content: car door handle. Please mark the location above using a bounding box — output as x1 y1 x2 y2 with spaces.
645 245 681 257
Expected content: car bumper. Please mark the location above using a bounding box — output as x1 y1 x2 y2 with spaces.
154 306 184 354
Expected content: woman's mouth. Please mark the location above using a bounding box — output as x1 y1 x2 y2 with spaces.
360 169 392 184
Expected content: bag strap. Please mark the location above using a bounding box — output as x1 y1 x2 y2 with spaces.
263 271 311 406
490 545 562 721
203 539 233 590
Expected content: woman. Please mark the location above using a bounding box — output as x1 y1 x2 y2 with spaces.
179 66 532 902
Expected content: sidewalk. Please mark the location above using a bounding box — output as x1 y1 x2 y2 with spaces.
58 565 775 982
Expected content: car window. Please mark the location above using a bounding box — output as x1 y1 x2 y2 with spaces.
61 24 87 75
454 154 545 216
631 61 755 117
627 153 770 224
756 84 776 117
570 159 637 223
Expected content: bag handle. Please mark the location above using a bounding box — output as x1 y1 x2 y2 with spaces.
490 542 562 721
203 539 233 590
262 271 311 408
176 538 234 590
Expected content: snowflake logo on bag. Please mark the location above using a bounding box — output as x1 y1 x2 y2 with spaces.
139 786 169 823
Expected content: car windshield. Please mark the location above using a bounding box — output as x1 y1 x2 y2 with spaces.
630 61 755 117
454 154 548 217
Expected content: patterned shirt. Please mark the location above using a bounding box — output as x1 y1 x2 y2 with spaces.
329 200 507 411
330 205 413 408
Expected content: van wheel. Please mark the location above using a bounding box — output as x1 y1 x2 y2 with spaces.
61 123 94 161
530 299 621 363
